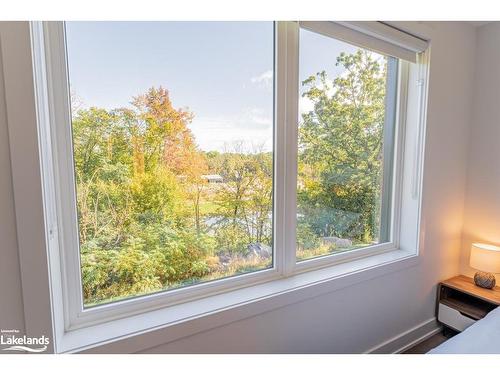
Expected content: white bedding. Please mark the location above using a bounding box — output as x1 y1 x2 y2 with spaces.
429 306 500 354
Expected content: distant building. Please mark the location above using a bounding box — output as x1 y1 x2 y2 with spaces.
201 174 224 183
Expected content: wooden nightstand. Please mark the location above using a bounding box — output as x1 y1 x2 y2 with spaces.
437 275 500 332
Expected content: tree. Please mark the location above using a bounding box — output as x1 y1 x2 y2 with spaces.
211 144 273 254
131 87 210 233
298 50 387 243
72 107 133 247
131 86 201 175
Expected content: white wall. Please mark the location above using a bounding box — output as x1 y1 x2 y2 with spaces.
0 21 476 353
0 37 26 336
461 22 500 276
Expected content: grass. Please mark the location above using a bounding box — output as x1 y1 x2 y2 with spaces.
201 256 271 281
296 244 334 261
296 242 372 261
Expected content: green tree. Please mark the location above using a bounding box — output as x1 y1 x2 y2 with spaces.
212 146 273 254
72 108 134 247
298 50 387 244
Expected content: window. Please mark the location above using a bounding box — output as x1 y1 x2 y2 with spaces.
296 27 398 262
64 22 275 307
32 21 429 341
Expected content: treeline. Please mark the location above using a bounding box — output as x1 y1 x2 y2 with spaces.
74 87 274 304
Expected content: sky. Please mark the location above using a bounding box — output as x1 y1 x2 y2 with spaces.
65 22 358 152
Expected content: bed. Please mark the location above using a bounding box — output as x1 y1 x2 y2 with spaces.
429 306 500 354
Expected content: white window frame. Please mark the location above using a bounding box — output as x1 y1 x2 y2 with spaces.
24 20 430 352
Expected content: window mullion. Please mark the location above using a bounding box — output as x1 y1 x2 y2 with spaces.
273 21 286 276
282 21 299 275
379 57 399 243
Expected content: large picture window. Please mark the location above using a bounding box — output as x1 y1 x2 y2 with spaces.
31 21 429 342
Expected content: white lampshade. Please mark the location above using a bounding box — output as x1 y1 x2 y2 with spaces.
470 243 500 274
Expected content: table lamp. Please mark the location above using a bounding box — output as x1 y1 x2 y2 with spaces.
470 243 500 289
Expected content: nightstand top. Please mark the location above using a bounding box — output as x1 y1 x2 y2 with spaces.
441 275 500 306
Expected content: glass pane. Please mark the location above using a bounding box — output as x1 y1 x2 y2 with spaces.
296 27 394 262
65 22 274 307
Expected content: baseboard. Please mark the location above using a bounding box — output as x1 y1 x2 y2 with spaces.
365 317 442 354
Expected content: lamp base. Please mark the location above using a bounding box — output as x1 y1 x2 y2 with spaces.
474 271 496 289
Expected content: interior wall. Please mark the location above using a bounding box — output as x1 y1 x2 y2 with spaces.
0 21 476 353
461 22 500 276
0 37 26 336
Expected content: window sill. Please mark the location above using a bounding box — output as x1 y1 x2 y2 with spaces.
57 248 419 353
